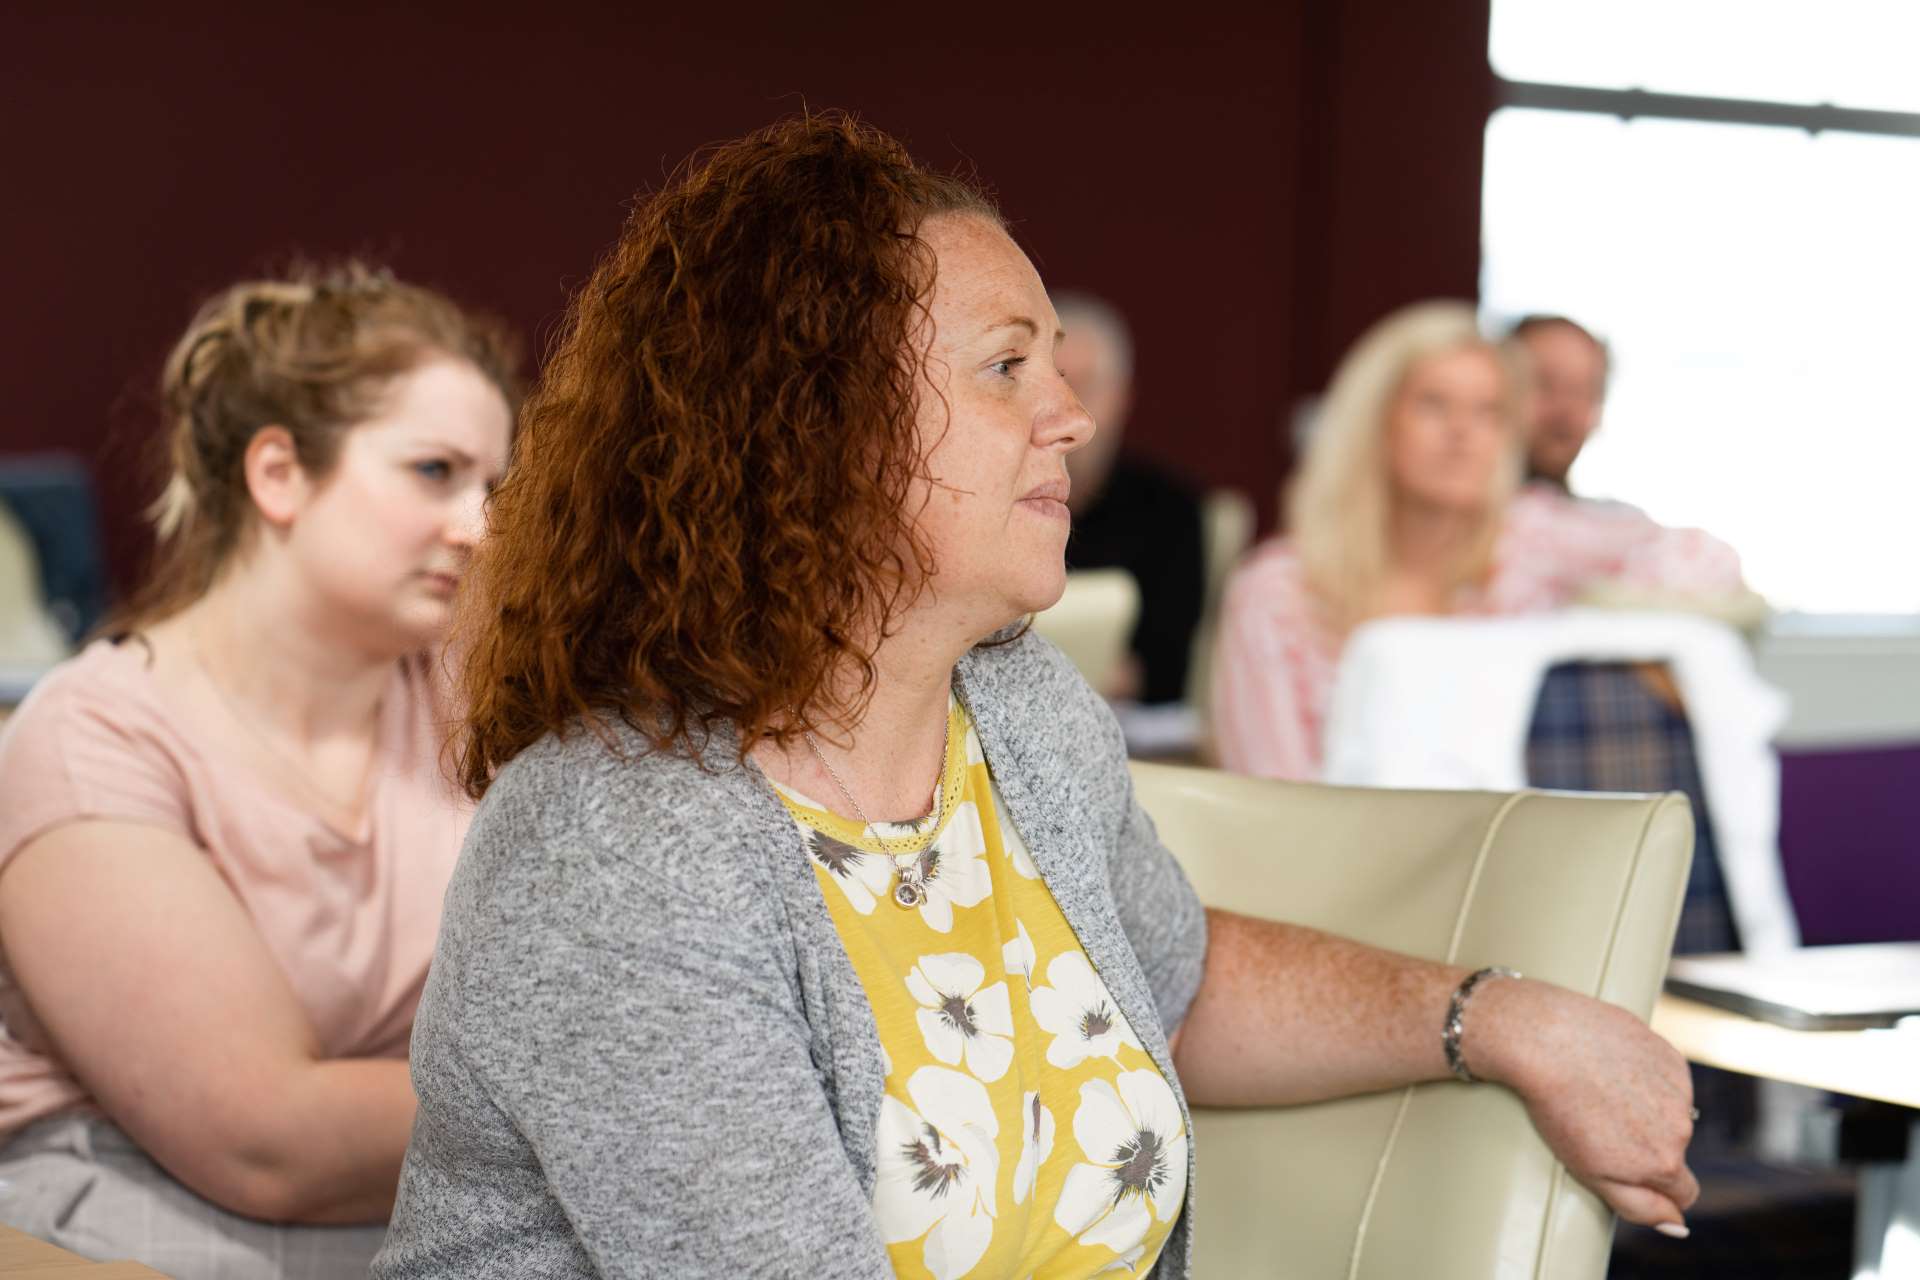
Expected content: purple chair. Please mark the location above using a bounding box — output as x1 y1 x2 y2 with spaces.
1779 744 1920 946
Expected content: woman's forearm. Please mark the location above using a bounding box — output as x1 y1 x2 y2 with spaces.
191 1057 417 1224
0 823 421 1226
1170 907 1701 1231
1171 908 1463 1106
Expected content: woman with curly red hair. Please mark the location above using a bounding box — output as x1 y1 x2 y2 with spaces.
375 115 1700 1279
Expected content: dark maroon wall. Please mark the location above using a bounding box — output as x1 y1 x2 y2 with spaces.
1 2 1490 595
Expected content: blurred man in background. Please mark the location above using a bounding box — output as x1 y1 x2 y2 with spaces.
1056 292 1206 706
1508 314 1609 492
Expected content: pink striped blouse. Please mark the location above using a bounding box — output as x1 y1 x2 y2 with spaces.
1210 485 1745 782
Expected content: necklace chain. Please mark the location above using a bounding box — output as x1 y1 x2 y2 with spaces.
797 713 949 857
793 706 952 911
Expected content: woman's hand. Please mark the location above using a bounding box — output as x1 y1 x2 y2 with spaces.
1470 977 1700 1233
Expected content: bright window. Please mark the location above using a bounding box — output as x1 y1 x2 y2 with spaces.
1482 2 1920 614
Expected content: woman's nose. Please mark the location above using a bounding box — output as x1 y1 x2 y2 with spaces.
447 488 489 548
1040 378 1097 453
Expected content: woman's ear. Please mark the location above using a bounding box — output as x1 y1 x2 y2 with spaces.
241 425 309 528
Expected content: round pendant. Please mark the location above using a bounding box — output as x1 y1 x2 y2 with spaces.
893 879 926 909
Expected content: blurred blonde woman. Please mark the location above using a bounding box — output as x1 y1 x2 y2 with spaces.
1212 301 1740 781
0 266 515 1276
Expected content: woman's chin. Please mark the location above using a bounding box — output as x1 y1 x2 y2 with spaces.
382 602 456 655
1012 569 1069 619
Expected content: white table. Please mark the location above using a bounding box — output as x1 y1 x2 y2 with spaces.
1653 993 1920 1278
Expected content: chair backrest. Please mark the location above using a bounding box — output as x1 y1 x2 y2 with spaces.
0 502 68 672
1031 568 1139 694
0 454 106 644
1183 488 1255 716
1321 611 1796 957
1130 762 1695 1280
1199 488 1254 615
1779 743 1920 945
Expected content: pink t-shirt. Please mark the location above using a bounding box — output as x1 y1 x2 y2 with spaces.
0 638 472 1140
1211 486 1746 782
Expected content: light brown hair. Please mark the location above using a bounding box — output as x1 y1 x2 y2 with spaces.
112 263 519 635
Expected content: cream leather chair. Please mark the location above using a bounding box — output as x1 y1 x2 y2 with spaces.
1131 763 1695 1280
0 502 67 677
1032 568 1139 695
1184 488 1254 716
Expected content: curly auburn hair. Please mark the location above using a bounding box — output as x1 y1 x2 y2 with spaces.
455 113 1001 796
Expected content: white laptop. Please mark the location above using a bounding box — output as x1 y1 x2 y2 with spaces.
1665 943 1920 1031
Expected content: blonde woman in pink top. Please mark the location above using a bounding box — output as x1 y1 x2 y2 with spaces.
1212 301 1744 782
0 267 514 1276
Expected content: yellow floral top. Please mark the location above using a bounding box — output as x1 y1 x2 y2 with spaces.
773 697 1187 1280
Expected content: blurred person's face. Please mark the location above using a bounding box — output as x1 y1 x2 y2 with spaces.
1058 322 1131 514
278 358 512 653
911 215 1095 633
1517 323 1607 484
1384 345 1511 514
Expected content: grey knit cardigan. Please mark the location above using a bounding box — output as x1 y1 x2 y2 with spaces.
373 630 1209 1278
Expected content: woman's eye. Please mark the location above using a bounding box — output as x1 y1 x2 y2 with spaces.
990 356 1028 378
413 459 453 482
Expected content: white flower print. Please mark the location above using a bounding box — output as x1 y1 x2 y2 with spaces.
881 1043 893 1079
876 800 992 932
907 953 1015 1083
1002 920 1037 991
1029 952 1143 1069
805 829 894 915
1054 1070 1188 1255
874 1066 1001 1280
1011 1090 1056 1206
1095 1244 1149 1273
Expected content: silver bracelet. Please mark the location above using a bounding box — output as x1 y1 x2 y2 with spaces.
1442 965 1521 1084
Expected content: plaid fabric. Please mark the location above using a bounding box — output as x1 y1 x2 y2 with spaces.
1523 666 1858 1280
0 1112 385 1279
1526 662 1741 957
1525 663 1756 1152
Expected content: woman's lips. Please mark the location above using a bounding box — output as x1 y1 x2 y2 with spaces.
1016 496 1070 520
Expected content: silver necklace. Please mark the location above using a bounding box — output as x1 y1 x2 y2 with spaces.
795 711 950 909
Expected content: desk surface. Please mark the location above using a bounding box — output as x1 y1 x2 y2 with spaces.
1653 992 1920 1110
0 1225 169 1276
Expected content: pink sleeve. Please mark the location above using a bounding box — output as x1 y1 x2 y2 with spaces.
1612 525 1746 597
0 673 193 870
1500 491 1747 605
1210 560 1323 782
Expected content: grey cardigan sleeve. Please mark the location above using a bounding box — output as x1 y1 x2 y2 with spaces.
1109 775 1210 1034
378 747 895 1279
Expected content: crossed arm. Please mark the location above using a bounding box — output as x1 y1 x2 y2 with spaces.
0 820 414 1223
